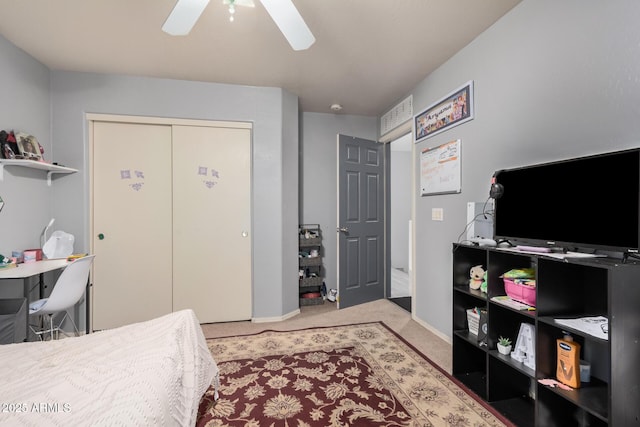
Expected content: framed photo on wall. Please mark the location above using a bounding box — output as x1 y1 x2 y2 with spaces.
15 132 42 161
415 81 474 142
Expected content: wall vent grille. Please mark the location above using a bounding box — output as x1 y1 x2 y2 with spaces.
380 95 413 136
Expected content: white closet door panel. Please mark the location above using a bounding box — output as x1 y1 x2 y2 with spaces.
92 121 173 330
172 125 252 323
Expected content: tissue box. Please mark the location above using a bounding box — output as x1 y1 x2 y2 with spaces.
23 249 43 263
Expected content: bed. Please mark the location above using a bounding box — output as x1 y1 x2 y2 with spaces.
0 309 218 426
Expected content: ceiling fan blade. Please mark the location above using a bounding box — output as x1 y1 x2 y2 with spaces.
162 0 210 36
260 0 315 51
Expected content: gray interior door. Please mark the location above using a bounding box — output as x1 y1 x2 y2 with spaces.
337 134 387 308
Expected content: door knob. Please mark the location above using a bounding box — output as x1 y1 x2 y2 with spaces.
337 227 349 233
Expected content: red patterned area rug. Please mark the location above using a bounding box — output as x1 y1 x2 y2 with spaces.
196 322 511 427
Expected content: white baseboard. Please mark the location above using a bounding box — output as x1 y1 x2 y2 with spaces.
411 313 452 345
252 307 301 323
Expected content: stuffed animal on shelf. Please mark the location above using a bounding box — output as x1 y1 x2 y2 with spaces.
481 271 488 293
469 265 485 290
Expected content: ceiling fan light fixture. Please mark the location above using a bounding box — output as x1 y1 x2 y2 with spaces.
162 0 210 36
163 0 312 51
228 3 235 21
225 0 254 22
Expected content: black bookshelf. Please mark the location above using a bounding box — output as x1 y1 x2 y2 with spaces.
452 243 640 426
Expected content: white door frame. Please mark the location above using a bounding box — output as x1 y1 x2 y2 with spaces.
379 121 414 312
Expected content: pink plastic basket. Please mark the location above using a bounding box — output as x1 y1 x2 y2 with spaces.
504 278 536 306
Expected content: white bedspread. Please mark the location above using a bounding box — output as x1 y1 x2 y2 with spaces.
0 309 217 426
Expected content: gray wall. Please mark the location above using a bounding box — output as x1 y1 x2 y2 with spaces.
281 90 300 313
0 36 61 303
390 149 411 272
408 0 640 337
299 112 378 292
0 36 52 254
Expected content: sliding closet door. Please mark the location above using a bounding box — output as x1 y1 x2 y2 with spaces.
172 125 252 323
91 121 173 330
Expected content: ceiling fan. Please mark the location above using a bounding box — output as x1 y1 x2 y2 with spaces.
162 0 315 51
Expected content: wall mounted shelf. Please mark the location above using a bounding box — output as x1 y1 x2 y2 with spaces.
0 159 77 185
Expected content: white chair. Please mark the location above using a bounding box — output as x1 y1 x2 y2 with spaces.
29 255 96 341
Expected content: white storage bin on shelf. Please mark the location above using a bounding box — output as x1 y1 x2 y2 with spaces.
466 308 480 336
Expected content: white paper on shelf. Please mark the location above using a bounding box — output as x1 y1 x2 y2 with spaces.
554 316 608 340
562 251 608 259
496 247 606 259
491 295 535 311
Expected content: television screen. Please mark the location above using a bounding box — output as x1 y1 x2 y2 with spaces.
493 148 640 253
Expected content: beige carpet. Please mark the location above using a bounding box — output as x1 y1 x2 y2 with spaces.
196 321 510 426
200 299 452 373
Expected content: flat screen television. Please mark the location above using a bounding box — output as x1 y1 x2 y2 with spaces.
493 148 640 254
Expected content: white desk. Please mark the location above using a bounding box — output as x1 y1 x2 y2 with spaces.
0 259 90 339
0 259 70 280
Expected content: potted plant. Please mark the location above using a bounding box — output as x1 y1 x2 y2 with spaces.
497 336 512 355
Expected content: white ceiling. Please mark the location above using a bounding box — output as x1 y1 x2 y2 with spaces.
0 0 520 117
